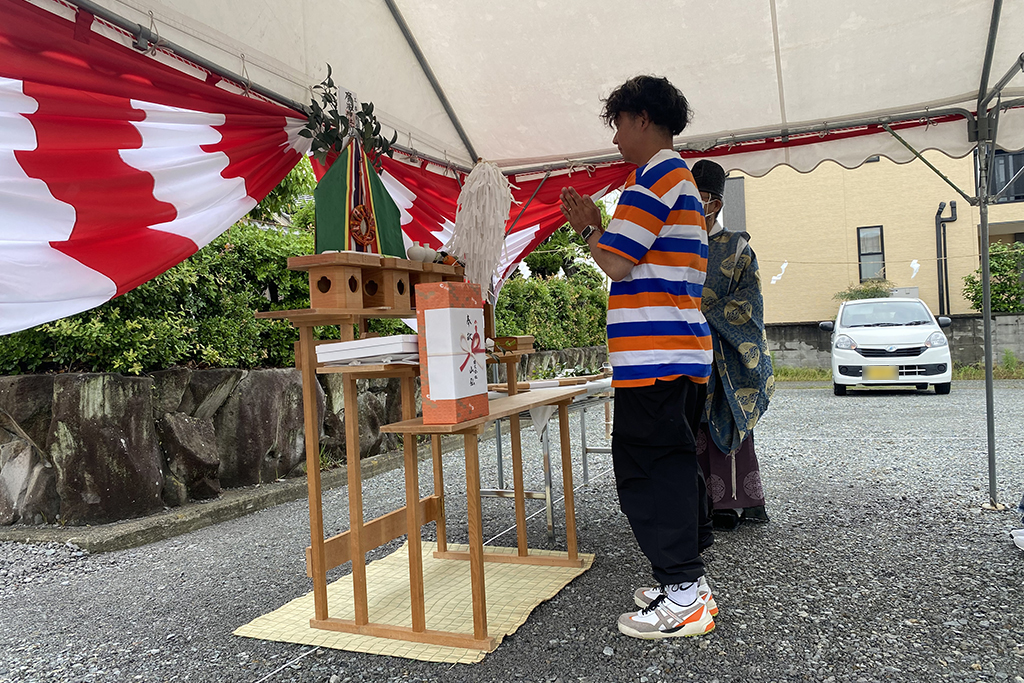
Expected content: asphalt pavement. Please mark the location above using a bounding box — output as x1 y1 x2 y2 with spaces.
2 380 1023 683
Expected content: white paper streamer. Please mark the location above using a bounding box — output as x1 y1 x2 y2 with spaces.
770 261 788 285
910 259 920 278
447 161 513 290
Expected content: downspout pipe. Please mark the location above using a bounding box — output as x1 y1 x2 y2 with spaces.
935 203 948 315
935 201 959 315
943 201 957 316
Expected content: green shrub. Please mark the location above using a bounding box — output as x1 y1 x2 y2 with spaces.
0 222 312 375
495 276 607 350
833 279 896 301
963 241 1024 313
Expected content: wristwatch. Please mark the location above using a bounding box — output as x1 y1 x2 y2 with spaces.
580 224 599 241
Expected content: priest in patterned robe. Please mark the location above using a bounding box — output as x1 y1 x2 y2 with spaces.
692 160 775 530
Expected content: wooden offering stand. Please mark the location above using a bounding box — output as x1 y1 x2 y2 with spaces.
256 252 586 651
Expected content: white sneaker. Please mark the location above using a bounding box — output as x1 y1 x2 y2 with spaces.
1015 535 1024 551
1010 529 1024 539
617 592 715 640
634 575 718 616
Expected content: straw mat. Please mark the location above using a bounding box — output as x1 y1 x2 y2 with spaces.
234 541 594 664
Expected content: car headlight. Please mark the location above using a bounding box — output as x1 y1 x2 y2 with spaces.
925 331 948 348
835 334 857 350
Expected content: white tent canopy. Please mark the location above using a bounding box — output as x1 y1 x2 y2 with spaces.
82 0 1024 174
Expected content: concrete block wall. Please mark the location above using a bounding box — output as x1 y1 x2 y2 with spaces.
766 313 1024 370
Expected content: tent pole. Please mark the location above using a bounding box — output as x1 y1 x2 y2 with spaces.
975 0 1003 110
505 171 551 236
882 125 975 203
990 157 1024 202
976 140 1000 509
382 0 479 162
973 0 1011 509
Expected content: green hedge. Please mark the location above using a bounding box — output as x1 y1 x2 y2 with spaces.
495 270 608 350
0 225 608 375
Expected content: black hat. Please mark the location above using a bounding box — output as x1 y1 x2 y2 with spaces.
692 160 726 199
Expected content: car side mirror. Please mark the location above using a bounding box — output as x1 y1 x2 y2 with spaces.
819 321 834 331
937 316 952 328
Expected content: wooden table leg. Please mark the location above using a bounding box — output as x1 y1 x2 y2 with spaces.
431 435 447 553
344 373 369 625
401 375 426 632
463 432 488 640
605 399 612 440
557 402 579 561
299 325 329 621
506 360 529 556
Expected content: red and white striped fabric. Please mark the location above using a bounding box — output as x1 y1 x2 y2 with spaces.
325 155 632 293
0 0 308 335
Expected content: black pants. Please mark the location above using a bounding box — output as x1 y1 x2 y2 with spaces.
612 376 712 585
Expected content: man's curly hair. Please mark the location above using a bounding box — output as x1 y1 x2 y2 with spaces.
601 75 691 136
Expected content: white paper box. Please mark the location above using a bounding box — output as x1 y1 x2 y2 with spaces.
423 307 486 400
316 334 419 365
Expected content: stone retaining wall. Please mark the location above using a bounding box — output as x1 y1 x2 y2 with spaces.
0 348 607 527
766 312 1024 369
0 369 378 526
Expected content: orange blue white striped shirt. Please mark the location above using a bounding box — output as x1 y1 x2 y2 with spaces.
596 149 713 388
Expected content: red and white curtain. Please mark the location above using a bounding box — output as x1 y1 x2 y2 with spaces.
369 155 630 293
0 0 308 335
2 0 629 336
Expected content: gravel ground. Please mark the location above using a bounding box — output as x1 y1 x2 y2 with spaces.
2 380 1024 683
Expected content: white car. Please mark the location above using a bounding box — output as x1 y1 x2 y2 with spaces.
819 297 952 396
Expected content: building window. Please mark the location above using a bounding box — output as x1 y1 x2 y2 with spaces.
858 226 885 281
992 150 1024 203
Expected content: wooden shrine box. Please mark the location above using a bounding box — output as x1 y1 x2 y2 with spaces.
287 253 466 315
291 252 382 310
416 281 489 424
361 258 420 312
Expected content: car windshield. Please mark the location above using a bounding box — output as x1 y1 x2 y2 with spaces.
840 301 933 328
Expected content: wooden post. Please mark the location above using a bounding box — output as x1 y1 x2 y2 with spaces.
506 360 528 556
431 435 447 553
604 399 612 440
402 375 426 632
463 432 488 640
344 373 369 625
557 402 579 561
299 325 329 620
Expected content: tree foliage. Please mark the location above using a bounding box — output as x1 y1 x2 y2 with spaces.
524 226 584 278
248 157 315 223
963 241 1024 313
524 200 612 278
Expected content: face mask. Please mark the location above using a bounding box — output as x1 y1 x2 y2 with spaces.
702 198 720 217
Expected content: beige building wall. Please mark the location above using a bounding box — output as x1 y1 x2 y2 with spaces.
738 151 1024 324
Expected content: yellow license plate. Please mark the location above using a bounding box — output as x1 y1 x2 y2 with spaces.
864 365 898 381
